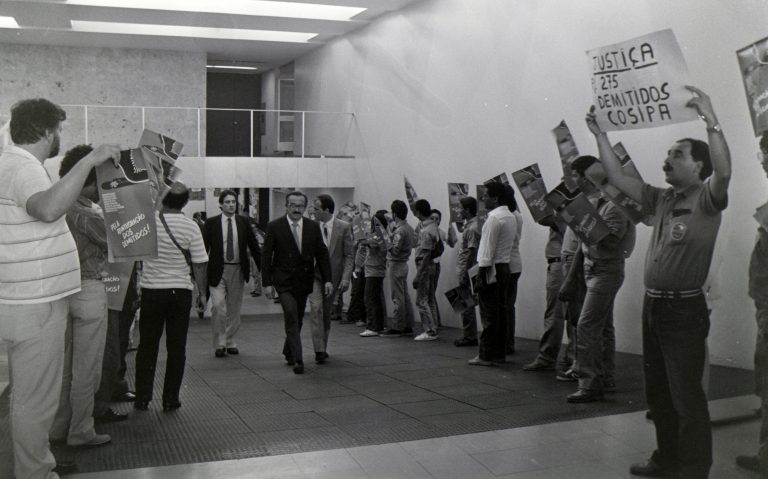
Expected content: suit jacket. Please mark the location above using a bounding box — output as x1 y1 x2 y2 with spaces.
262 216 331 296
315 218 354 288
203 213 261 287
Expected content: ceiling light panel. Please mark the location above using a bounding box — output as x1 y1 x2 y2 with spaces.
71 20 317 42
65 0 366 21
0 16 19 28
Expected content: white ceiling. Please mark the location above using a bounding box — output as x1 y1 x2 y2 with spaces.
0 0 425 71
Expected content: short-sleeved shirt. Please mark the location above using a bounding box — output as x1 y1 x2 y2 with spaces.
67 197 108 281
561 227 579 258
642 182 726 291
476 205 516 267
140 212 208 290
415 219 439 262
456 216 481 277
387 219 414 263
0 145 81 304
582 197 635 261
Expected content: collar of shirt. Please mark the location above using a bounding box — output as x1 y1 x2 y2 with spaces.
323 218 334 235
663 183 701 201
488 205 512 218
5 144 42 164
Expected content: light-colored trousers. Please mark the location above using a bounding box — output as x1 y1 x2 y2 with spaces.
50 280 108 446
0 298 68 479
308 278 333 353
210 264 244 349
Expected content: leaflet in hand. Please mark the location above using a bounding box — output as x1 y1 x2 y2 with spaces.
544 182 610 245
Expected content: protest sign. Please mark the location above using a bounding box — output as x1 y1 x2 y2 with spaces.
448 182 470 232
544 182 610 245
612 142 644 181
97 149 158 262
737 36 768 136
351 214 368 242
484 173 510 186
476 185 488 224
552 121 580 191
444 284 476 314
584 163 646 224
139 129 184 206
512 163 553 222
404 176 419 211
103 261 135 311
587 29 696 131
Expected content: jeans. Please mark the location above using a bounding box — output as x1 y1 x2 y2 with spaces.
51 280 108 445
643 293 711 479
754 302 768 472
135 288 192 404
93 308 120 417
478 264 511 361
459 274 477 341
0 299 67 479
364 276 385 331
534 260 572 368
415 262 437 333
389 261 414 331
574 260 623 392
431 262 442 327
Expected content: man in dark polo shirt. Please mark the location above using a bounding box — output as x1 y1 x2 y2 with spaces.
736 131 768 477
585 86 731 479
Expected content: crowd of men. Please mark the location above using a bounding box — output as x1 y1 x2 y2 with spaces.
1 86 767 479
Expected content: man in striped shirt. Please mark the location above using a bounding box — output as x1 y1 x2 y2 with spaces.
0 98 119 479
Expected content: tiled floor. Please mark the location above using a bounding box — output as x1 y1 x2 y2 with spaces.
67 397 762 478
0 292 760 478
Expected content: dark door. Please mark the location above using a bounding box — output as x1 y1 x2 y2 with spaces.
206 72 261 156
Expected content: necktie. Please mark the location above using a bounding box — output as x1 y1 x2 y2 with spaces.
226 218 234 261
292 222 301 253
323 224 329 246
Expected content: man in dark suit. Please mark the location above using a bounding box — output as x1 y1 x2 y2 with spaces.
202 189 261 357
308 194 354 364
262 191 332 374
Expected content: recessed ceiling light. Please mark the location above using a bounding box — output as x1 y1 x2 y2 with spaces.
207 65 259 70
0 16 19 28
65 0 366 21
71 20 317 42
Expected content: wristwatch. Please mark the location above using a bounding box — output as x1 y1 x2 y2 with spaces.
706 123 722 133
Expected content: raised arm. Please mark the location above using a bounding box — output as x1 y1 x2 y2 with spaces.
585 107 644 203
685 85 731 203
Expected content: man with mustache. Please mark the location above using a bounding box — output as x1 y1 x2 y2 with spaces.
585 86 731 479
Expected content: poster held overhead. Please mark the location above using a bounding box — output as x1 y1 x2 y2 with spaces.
587 29 697 131
737 36 768 136
544 182 610 246
512 163 553 223
404 176 419 211
552 121 580 192
139 129 184 206
97 148 158 262
448 182 469 232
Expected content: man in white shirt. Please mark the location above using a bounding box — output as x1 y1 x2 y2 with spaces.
469 182 517 366
0 98 119 479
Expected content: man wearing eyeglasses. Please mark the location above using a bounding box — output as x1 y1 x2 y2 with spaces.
261 191 332 374
736 132 768 477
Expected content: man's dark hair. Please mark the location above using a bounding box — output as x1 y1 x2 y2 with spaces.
430 209 442 221
286 190 308 206
316 194 335 213
484 181 507 205
570 155 598 178
218 189 237 204
390 199 408 220
413 199 431 217
163 184 189 210
10 98 66 145
679 138 713 180
59 144 95 185
459 196 477 216
504 184 519 212
761 131 768 154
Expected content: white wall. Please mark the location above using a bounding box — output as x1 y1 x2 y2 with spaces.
293 0 768 368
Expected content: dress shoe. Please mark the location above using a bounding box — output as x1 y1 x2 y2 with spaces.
215 348 226 357
522 360 555 371
556 369 578 382
566 389 604 403
454 337 478 347
629 457 676 477
293 362 305 374
70 434 111 447
111 390 136 402
468 356 495 366
94 408 128 423
53 460 78 475
134 401 149 411
162 400 182 412
315 352 329 364
226 347 239 355
735 455 761 473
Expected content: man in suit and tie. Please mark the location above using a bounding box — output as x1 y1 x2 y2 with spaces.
308 195 354 364
262 191 332 374
203 190 261 357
